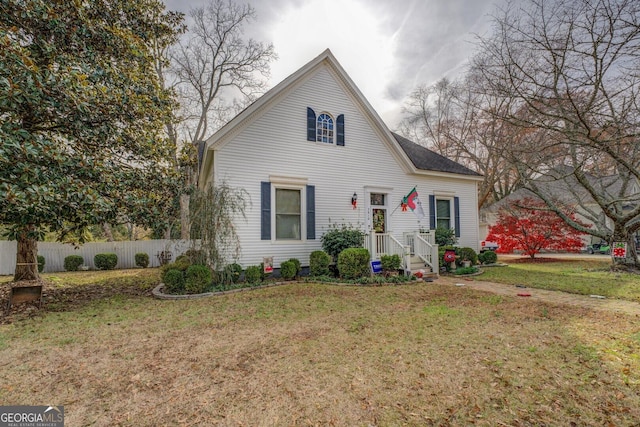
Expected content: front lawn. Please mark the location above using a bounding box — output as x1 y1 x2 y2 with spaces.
481 257 640 302
1 269 639 425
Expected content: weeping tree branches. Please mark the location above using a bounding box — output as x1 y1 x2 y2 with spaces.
190 182 249 277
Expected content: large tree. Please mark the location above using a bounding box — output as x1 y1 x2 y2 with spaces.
0 0 182 280
169 0 277 239
399 76 540 209
475 0 640 268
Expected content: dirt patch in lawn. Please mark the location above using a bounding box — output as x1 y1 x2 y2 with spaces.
0 269 158 325
1 282 639 426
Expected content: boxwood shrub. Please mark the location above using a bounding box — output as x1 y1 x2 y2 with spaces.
478 250 498 264
244 265 262 284
185 265 212 294
223 263 243 284
338 247 371 280
163 269 185 294
310 250 331 276
64 255 84 272
280 260 297 280
37 255 45 273
135 252 150 268
94 253 117 270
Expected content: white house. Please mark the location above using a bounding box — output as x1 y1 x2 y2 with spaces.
198 49 482 273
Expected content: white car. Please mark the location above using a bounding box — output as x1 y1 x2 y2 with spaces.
480 241 499 252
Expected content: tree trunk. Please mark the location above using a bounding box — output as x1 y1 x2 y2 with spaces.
14 226 39 281
103 222 114 242
180 193 190 240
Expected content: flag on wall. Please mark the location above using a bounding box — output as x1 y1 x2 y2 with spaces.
403 187 425 220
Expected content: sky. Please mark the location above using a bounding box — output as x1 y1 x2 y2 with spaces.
163 0 505 128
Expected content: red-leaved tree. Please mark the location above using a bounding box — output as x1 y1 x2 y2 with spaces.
486 198 588 258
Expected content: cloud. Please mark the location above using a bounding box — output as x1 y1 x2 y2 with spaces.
163 0 503 127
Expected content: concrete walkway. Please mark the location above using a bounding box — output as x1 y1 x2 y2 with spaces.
436 276 640 317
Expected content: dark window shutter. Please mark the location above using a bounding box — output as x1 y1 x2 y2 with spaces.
429 195 436 230
261 182 271 240
336 114 345 146
454 197 460 238
306 185 315 240
307 107 316 141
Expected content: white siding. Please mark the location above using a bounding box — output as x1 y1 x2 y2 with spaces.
210 66 480 267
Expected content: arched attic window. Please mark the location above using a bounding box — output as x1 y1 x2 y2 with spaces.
316 113 334 143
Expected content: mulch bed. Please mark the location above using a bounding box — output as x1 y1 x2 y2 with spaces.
507 257 575 263
0 279 153 325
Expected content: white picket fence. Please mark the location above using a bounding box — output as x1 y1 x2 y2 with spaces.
0 240 193 275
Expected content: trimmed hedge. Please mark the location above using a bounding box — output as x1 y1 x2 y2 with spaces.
163 269 185 294
135 252 149 268
338 247 371 280
37 255 45 273
185 265 212 294
479 250 498 264
287 258 301 276
94 253 117 270
280 260 297 280
380 254 401 272
310 250 331 276
244 265 262 284
64 255 84 272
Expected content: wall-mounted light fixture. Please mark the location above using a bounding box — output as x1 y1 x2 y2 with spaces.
351 192 358 209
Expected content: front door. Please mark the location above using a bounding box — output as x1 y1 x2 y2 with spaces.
370 193 387 255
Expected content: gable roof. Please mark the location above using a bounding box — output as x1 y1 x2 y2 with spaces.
198 49 482 188
392 132 482 177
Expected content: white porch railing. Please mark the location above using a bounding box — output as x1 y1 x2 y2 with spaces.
412 232 439 273
364 233 411 273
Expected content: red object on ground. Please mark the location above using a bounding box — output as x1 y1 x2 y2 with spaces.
517 293 531 297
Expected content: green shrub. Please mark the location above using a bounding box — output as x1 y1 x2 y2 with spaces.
310 250 331 276
185 265 212 294
280 260 297 280
223 263 243 283
163 269 185 294
135 252 149 268
94 253 117 270
454 266 479 275
244 265 262 284
321 224 365 260
287 258 301 276
337 247 371 280
478 250 498 264
161 257 191 275
380 254 402 272
435 227 457 246
457 247 478 266
37 255 45 273
64 255 84 272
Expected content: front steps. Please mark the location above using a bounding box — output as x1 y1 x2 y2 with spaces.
408 255 438 279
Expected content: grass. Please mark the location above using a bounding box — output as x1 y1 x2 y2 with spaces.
481 257 640 302
0 265 639 425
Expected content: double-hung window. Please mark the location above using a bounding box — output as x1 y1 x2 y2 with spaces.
275 188 301 240
261 177 315 241
436 199 451 230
